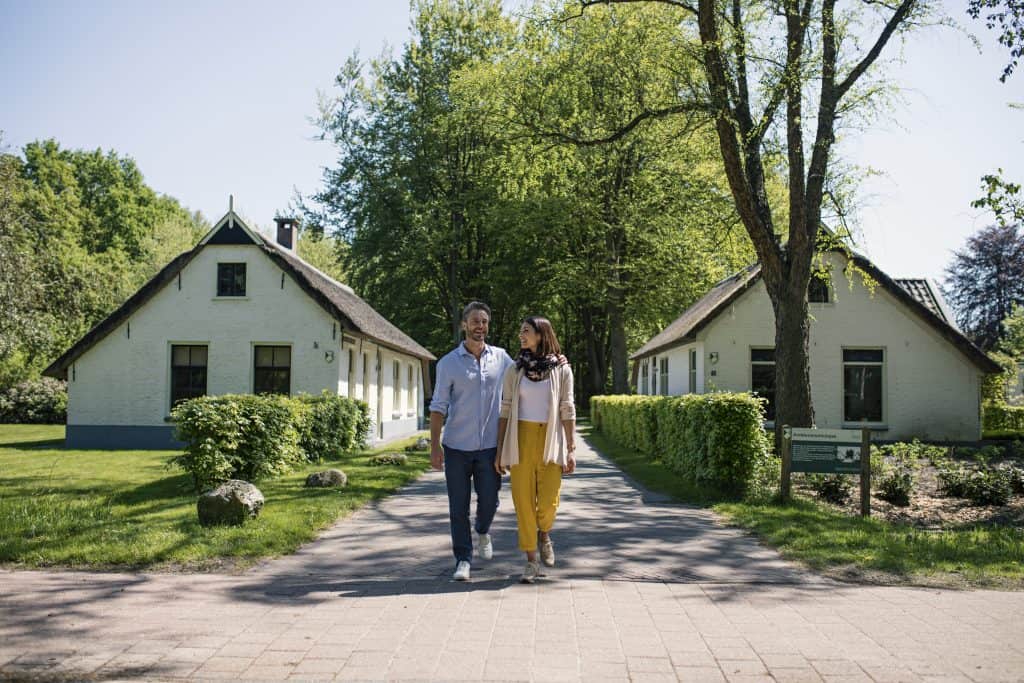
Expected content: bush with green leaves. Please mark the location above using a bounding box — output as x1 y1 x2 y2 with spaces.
806 474 853 504
591 392 769 494
744 452 782 503
0 377 67 424
983 402 1024 432
965 467 1013 506
295 392 371 461
171 394 306 492
872 441 926 507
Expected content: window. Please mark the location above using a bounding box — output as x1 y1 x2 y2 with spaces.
750 348 776 421
362 352 370 403
659 358 669 395
217 263 246 297
843 349 884 422
254 345 290 395
407 364 415 416
392 360 401 416
808 270 830 303
347 349 355 398
651 356 658 395
688 349 697 394
640 360 649 395
171 345 207 407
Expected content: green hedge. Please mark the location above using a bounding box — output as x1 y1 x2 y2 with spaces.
591 393 770 494
0 377 67 424
171 393 371 492
983 401 1024 432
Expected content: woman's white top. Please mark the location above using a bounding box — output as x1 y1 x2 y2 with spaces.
517 376 552 422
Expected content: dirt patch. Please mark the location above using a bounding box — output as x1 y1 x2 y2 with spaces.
795 458 1024 530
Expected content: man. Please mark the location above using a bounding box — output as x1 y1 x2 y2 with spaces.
429 301 514 581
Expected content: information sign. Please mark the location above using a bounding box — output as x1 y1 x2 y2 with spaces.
788 427 863 474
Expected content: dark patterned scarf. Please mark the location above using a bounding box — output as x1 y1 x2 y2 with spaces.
516 349 567 382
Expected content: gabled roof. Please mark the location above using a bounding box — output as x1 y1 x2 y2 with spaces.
43 213 434 379
630 251 1000 374
894 278 959 330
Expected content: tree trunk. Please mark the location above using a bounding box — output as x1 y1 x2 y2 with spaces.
582 306 607 400
768 268 814 450
607 291 629 393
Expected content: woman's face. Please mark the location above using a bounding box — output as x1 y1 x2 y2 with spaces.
519 322 541 351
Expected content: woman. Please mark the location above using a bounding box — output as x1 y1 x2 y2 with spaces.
495 316 576 584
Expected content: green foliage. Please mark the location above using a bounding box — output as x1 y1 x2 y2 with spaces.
983 401 1024 431
0 377 67 424
805 474 854 505
1000 303 1024 359
935 452 1015 507
0 138 207 389
170 394 305 492
984 429 1024 440
874 442 923 507
591 392 769 494
295 392 371 461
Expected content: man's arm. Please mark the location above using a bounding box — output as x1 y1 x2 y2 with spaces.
428 356 451 471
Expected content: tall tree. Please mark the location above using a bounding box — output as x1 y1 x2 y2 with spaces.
945 223 1024 350
560 0 931 434
305 0 522 353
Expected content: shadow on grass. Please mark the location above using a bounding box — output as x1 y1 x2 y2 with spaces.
0 438 67 450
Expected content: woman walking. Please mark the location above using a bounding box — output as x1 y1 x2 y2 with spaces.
495 316 576 584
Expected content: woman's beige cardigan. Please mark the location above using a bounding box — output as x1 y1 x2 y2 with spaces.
497 363 576 467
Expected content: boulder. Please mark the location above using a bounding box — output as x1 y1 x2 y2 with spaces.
369 452 408 466
405 437 430 452
197 480 264 526
305 469 348 488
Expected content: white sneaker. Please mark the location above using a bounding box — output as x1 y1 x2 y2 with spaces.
520 560 540 584
453 560 471 581
539 536 555 567
478 532 493 560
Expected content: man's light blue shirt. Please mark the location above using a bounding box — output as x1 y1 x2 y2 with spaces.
430 342 514 451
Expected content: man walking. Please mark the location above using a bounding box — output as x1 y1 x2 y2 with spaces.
429 301 514 581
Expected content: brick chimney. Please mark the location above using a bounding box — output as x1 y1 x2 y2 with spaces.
274 217 298 251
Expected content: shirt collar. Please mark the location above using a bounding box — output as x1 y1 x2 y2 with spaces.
457 342 492 358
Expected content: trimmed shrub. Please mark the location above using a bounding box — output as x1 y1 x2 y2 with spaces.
983 401 1024 432
0 377 68 424
295 392 371 461
873 441 925 507
591 392 769 494
171 394 305 492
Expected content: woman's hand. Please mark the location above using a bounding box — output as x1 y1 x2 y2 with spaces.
562 452 576 474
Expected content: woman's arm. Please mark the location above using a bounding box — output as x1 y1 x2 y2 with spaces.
495 417 508 474
561 418 576 474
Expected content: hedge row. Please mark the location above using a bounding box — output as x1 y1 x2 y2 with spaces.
171 392 371 492
983 401 1024 432
591 393 770 494
0 377 67 424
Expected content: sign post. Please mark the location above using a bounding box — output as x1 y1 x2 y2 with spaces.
781 426 872 516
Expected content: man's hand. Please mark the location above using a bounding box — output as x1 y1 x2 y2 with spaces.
430 443 444 471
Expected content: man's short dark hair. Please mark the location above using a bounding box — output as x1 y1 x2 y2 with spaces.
461 301 491 322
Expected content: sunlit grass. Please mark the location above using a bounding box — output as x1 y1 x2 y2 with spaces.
581 420 1024 589
0 424 429 569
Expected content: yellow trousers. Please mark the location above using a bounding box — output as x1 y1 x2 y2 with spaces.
510 420 563 552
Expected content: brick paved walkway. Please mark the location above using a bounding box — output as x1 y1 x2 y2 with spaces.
2 432 1024 682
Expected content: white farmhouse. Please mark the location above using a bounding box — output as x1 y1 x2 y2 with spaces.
44 207 435 449
631 250 1000 441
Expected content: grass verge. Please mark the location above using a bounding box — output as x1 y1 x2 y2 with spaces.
582 422 1024 589
0 424 430 571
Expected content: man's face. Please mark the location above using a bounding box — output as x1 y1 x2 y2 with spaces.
462 310 490 343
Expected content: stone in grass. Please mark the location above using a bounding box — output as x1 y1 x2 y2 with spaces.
405 437 430 452
197 480 264 526
369 452 408 466
305 469 348 488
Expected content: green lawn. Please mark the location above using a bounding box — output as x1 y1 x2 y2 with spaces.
0 424 430 570
582 422 1024 589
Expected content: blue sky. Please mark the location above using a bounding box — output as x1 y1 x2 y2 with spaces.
2 0 1022 283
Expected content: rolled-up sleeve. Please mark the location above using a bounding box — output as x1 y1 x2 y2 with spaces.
559 365 576 421
429 357 451 416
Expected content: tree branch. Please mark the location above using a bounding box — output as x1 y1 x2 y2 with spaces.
837 0 918 98
523 103 709 146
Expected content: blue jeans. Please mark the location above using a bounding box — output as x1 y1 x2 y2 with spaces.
443 445 501 565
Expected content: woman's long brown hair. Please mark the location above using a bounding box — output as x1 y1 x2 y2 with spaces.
524 316 562 357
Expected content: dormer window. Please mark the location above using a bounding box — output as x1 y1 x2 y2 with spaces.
217 263 246 297
808 270 830 303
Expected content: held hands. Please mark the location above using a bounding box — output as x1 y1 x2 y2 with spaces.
430 443 444 471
